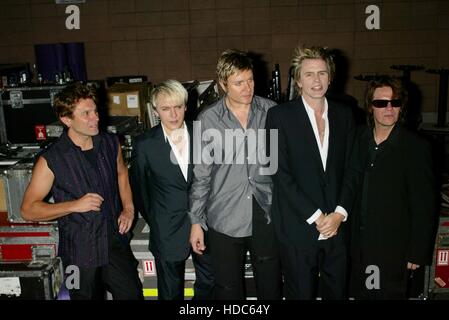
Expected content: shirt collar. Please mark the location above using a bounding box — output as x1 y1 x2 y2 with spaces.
218 95 262 118
370 123 401 147
59 129 101 153
302 96 328 118
161 121 187 142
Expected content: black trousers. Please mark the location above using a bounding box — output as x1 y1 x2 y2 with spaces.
68 235 143 300
279 237 347 300
192 246 216 300
208 198 283 300
349 247 410 300
155 235 215 300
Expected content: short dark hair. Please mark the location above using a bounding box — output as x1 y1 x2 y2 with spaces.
54 82 97 119
364 76 408 126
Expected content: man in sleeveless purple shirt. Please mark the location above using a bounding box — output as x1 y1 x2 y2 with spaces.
21 82 143 300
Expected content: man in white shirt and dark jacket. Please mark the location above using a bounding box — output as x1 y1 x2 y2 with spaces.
129 80 215 300
265 45 357 299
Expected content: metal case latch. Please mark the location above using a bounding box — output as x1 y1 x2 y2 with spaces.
10 91 24 109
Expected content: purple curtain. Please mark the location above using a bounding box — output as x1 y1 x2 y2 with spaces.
34 42 87 82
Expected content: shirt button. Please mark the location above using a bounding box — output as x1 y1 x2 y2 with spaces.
375 147 378 150
248 176 251 180
370 163 374 167
247 196 251 199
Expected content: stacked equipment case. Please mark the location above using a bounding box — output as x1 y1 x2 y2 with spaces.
424 215 449 299
0 85 66 145
0 85 63 299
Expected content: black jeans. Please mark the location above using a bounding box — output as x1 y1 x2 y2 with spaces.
155 239 215 300
208 198 283 300
192 239 215 300
68 234 143 300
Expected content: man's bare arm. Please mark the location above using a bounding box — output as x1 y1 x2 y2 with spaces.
117 146 135 234
21 156 104 222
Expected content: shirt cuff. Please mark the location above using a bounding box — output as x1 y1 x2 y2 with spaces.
188 212 208 231
307 209 323 225
335 206 348 222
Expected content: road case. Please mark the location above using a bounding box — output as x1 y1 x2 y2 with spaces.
0 257 63 300
1 158 53 224
424 215 449 299
0 216 59 262
0 85 66 145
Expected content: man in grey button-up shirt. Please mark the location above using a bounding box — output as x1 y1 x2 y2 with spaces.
189 49 282 300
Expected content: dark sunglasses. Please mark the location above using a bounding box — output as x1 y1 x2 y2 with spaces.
372 99 402 108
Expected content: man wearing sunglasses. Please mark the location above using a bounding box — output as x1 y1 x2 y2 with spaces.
349 75 436 299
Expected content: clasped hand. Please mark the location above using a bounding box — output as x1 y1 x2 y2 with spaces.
316 212 344 238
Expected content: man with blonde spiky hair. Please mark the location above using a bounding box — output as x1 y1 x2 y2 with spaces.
266 45 357 300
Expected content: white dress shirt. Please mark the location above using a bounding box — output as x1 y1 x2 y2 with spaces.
161 122 189 182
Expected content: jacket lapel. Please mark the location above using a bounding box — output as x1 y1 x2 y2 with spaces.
326 101 337 174
187 121 194 185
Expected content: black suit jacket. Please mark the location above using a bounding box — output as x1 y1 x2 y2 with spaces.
265 98 356 249
129 122 193 261
350 125 437 268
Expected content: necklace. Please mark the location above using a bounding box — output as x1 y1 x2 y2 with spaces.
373 126 392 145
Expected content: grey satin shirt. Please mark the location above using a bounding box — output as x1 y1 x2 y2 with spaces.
188 95 276 237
